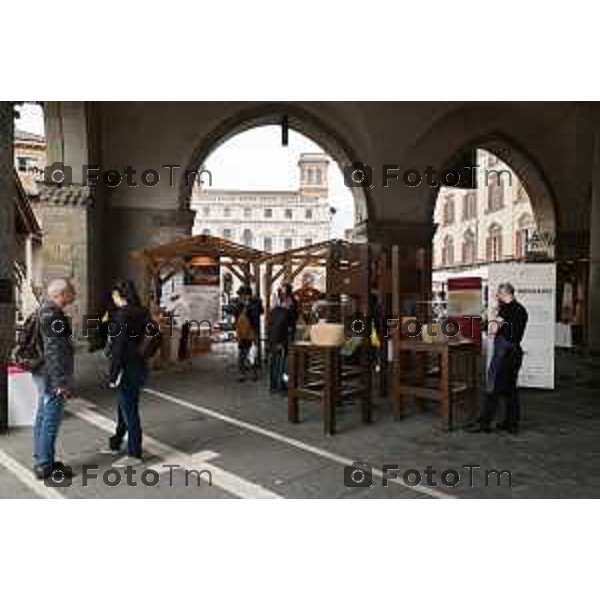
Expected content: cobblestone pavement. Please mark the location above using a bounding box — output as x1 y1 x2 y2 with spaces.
1 345 598 498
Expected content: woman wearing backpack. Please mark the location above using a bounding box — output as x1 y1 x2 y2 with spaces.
106 280 150 467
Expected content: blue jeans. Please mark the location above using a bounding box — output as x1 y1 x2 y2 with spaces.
32 373 65 470
118 380 143 458
269 346 287 391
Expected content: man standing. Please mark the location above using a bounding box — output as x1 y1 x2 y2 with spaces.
32 279 76 478
467 282 528 434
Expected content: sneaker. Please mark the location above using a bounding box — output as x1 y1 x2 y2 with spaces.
112 455 143 468
99 447 123 456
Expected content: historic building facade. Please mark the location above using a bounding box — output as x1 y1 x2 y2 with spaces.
432 149 541 271
191 153 332 252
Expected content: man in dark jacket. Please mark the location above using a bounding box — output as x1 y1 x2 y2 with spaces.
32 279 76 479
267 290 291 392
467 282 528 435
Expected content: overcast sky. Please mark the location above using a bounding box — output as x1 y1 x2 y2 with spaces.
15 104 355 237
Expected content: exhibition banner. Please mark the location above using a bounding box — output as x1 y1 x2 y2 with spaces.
487 263 556 389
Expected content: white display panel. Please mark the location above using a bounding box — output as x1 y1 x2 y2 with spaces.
487 263 556 389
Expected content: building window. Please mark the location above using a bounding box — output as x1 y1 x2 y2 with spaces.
487 177 505 212
462 230 476 264
223 207 231 218
315 169 322 185
202 206 210 217
443 197 455 226
285 208 293 219
222 228 232 240
263 237 272 252
17 156 36 172
486 224 503 261
242 229 253 247
515 213 534 259
201 228 211 236
305 208 313 219
264 208 273 218
244 207 252 218
284 238 293 250
462 192 477 221
442 235 454 266
304 238 313 246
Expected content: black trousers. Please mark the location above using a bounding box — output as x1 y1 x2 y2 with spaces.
481 344 523 427
178 322 190 361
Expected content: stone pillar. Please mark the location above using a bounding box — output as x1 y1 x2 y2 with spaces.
35 186 94 336
589 124 600 353
0 102 15 432
108 206 196 293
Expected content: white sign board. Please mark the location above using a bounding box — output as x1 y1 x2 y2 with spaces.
487 263 556 389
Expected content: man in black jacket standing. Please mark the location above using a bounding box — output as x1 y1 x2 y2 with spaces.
32 279 76 479
467 282 528 435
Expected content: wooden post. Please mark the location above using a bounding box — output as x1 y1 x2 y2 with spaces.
253 260 262 365
323 347 338 436
0 102 15 433
287 345 299 423
440 345 451 428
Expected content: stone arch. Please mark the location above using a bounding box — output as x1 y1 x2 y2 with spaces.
404 105 559 246
177 102 371 225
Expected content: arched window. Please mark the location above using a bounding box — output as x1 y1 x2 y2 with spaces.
487 174 505 212
462 229 476 264
443 196 455 226
462 192 477 221
442 235 454 266
486 224 503 261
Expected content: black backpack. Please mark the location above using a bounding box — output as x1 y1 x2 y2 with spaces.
12 309 44 371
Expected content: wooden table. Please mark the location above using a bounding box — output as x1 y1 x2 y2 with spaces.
391 339 479 429
287 342 372 435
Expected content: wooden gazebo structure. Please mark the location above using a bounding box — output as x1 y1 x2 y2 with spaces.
130 234 269 309
261 238 370 321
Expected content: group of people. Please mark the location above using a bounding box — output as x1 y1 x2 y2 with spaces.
29 278 151 480
25 276 528 481
232 283 299 392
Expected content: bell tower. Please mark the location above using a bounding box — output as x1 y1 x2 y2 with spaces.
298 153 329 199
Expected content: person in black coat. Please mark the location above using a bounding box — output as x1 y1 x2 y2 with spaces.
467 282 528 435
267 288 293 392
106 280 150 465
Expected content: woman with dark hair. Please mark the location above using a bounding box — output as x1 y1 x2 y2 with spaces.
106 279 150 467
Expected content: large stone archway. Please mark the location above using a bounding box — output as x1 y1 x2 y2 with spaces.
176 102 371 226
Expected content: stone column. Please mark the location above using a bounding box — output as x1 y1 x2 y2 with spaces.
0 102 15 432
107 206 196 291
35 186 94 336
589 122 600 353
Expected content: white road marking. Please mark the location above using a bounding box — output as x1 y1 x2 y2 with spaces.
0 448 63 500
144 387 454 500
67 397 282 499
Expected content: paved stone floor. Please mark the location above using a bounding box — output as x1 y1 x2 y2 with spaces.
1 344 599 499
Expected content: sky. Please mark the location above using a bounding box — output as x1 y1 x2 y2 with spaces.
14 105 355 237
